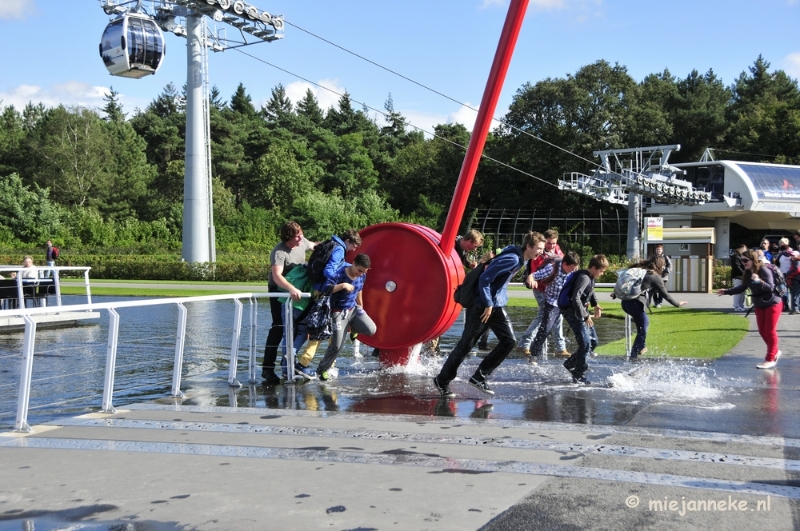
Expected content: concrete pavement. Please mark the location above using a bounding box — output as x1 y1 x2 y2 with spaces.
1 288 799 530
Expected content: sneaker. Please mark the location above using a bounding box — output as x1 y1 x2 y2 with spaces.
261 368 281 384
791 311 798 315
477 342 489 351
294 362 317 380
318 370 333 381
468 374 495 395
527 354 538 366
556 349 571 358
573 375 591 385
563 358 577 373
757 360 777 369
433 376 455 398
654 304 662 309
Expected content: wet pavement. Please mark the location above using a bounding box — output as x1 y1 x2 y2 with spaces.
1 290 799 530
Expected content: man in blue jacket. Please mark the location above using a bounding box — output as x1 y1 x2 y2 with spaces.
433 231 545 397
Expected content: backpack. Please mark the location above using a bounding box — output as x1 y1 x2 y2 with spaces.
51 246 60 260
453 247 522 308
766 263 787 298
557 270 579 310
277 265 313 310
614 267 648 300
307 239 340 284
305 292 333 340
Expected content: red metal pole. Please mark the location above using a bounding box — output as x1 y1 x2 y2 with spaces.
439 0 529 255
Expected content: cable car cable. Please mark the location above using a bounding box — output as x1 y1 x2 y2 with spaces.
283 19 601 171
233 47 559 189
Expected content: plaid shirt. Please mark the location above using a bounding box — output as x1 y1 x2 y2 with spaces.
533 262 571 306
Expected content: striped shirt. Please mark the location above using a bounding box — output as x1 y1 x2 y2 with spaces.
533 262 572 306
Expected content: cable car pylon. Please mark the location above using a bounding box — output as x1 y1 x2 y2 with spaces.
98 0 285 263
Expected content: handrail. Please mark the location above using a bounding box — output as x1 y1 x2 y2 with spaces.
0 266 93 309
8 291 311 433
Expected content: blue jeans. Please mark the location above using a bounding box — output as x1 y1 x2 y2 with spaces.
563 311 592 378
621 299 648 358
790 278 800 312
530 303 562 358
518 291 566 351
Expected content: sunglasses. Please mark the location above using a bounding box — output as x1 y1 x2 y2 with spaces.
741 258 752 263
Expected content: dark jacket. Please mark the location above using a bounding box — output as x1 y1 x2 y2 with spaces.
566 269 598 322
731 252 745 279
725 266 781 308
637 271 680 308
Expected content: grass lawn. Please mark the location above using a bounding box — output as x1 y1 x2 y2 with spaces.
506 297 748 360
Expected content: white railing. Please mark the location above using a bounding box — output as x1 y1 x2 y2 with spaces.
0 266 93 308
0 292 310 433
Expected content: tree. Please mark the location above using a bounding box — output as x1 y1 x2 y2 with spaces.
0 173 61 243
262 83 294 127
296 88 324 126
102 86 126 123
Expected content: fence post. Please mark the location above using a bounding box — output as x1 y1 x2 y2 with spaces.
101 308 120 413
171 303 187 398
248 297 258 384
14 316 37 432
228 298 243 388
624 313 632 358
284 299 296 383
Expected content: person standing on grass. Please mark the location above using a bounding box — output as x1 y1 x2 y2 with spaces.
620 257 687 361
718 249 783 369
651 245 671 308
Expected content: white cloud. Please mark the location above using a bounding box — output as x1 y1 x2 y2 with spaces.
448 104 480 131
397 109 449 136
282 78 346 111
0 82 112 111
782 52 800 80
0 0 36 20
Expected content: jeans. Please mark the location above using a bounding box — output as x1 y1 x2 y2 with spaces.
437 304 516 386
621 299 648 358
518 291 566 352
530 303 562 358
317 306 376 374
563 311 592 378
263 296 285 371
732 278 745 309
792 279 800 313
44 260 55 279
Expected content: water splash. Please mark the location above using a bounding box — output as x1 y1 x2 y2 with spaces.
606 360 723 401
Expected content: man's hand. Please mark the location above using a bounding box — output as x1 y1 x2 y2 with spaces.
289 288 302 301
585 316 594 328
481 306 493 323
593 306 602 319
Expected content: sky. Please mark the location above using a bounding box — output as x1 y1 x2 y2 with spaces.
0 0 798 136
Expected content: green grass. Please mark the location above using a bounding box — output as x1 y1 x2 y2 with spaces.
506 297 748 360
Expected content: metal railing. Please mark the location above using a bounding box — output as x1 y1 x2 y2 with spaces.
0 292 310 433
0 266 93 308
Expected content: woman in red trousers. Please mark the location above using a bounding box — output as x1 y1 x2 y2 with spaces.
717 249 782 369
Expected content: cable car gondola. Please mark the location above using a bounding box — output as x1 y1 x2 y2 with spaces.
99 13 165 79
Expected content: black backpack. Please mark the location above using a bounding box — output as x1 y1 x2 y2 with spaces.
307 239 341 284
557 270 581 310
453 247 522 308
766 263 787 298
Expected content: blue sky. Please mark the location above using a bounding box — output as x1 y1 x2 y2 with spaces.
0 0 798 135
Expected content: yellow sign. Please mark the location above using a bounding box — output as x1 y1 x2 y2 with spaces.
647 217 663 241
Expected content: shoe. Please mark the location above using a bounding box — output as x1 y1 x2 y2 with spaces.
556 349 571 358
370 347 380 358
261 368 281 384
757 360 777 369
640 347 648 355
477 343 489 351
527 353 538 366
654 304 662 309
433 376 455 398
791 311 798 315
318 370 333 381
590 351 597 358
468 374 495 395
563 358 577 373
573 375 592 385
294 362 317 379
